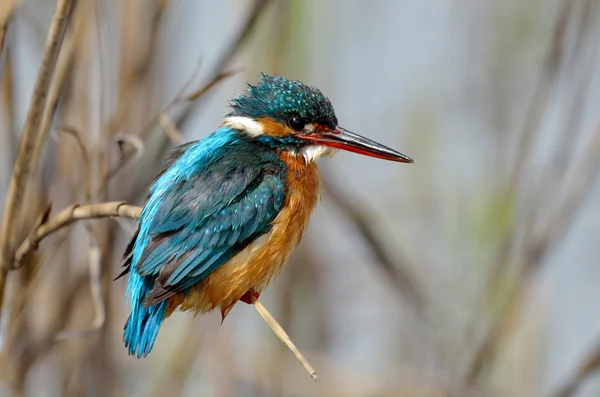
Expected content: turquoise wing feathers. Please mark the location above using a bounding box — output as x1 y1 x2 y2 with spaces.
121 128 287 357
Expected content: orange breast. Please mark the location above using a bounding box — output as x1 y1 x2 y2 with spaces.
166 152 321 318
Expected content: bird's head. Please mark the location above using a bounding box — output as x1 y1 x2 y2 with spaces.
225 74 413 163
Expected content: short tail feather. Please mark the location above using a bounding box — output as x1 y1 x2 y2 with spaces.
124 272 167 358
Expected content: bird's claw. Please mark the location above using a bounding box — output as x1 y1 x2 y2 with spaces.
239 289 259 304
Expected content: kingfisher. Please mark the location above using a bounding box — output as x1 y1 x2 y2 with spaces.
118 74 413 357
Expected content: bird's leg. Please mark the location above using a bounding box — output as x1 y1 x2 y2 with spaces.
239 288 260 304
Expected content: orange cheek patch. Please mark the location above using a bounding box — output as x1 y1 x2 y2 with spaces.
312 123 331 133
257 117 295 137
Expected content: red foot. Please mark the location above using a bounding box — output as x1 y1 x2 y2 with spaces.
239 289 260 304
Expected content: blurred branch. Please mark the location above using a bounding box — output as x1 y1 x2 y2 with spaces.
55 125 92 202
107 0 172 138
0 0 74 324
13 201 317 380
466 102 600 386
507 0 572 188
0 0 18 64
55 246 105 340
552 340 600 397
178 69 239 104
175 0 273 128
99 67 238 197
322 176 426 312
464 0 580 383
485 0 574 288
157 114 184 145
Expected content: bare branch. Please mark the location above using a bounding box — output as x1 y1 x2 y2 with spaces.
55 247 105 340
14 202 140 268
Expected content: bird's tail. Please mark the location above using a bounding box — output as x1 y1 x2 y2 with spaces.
124 272 167 358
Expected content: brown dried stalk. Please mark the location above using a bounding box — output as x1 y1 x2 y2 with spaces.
14 201 318 380
0 0 74 322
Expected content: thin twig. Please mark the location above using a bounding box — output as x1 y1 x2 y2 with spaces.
55 125 92 202
98 68 237 196
175 0 273 129
55 246 105 340
0 0 75 322
251 296 318 381
179 70 239 103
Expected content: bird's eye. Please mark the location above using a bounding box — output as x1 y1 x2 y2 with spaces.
287 117 306 131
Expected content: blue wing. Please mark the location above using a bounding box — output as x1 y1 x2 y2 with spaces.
122 129 288 306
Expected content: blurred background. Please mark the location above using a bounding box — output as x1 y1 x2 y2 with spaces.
0 0 600 396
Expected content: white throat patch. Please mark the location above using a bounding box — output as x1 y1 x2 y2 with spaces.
299 145 338 163
222 116 264 137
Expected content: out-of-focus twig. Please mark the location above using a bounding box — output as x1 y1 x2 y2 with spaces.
540 124 600 397
464 0 578 383
157 114 184 145
551 339 600 397
55 246 105 340
466 115 600 386
99 68 238 197
55 125 92 202
507 0 572 189
179 69 239 103
0 0 74 323
0 0 18 64
175 0 273 129
322 176 426 312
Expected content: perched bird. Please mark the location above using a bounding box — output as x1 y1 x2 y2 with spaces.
118 74 413 357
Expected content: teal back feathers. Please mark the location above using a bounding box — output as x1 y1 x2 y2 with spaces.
121 128 288 357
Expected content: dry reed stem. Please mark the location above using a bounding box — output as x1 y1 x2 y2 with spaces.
13 201 317 380
31 5 84 168
0 0 74 323
251 296 318 381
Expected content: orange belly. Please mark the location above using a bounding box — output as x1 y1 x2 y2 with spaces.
166 152 321 319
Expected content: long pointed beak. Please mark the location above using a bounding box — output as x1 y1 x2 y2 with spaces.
304 126 413 163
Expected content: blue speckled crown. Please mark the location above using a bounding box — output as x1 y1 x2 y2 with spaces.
229 74 338 129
